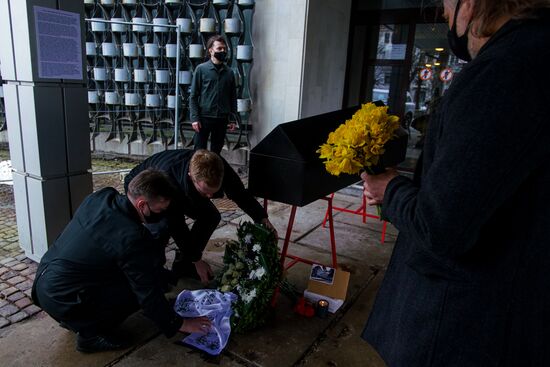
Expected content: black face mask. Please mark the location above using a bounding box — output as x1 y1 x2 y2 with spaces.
142 204 166 224
144 211 165 224
447 0 472 62
213 51 227 62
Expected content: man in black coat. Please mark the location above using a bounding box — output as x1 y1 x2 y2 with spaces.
124 149 277 285
190 34 237 154
32 169 211 353
361 1 550 366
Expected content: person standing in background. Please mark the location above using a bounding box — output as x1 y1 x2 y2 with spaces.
190 35 237 154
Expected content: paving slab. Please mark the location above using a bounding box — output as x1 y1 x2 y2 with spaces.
332 204 399 238
0 311 161 367
115 333 245 367
332 191 361 205
202 222 392 297
129 242 382 367
299 269 388 367
0 250 389 367
228 200 288 226
199 223 241 271
296 221 395 269
219 244 379 367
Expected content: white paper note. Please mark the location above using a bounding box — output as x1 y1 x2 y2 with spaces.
33 6 82 80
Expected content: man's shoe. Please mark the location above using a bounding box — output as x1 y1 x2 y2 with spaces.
76 334 129 353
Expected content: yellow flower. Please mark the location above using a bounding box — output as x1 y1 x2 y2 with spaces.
317 103 400 176
318 144 333 159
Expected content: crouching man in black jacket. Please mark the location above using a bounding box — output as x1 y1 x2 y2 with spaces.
32 169 211 353
124 149 277 285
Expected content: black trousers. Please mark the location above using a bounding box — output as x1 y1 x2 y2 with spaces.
193 116 228 154
33 271 140 337
139 203 221 265
162 198 221 263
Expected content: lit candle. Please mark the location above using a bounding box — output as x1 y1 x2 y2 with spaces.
317 299 329 318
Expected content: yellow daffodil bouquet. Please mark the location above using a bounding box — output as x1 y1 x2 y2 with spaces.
317 102 403 176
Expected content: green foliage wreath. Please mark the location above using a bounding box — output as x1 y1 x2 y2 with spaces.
217 221 282 333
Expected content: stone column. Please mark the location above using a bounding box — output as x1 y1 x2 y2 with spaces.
249 0 353 144
0 0 92 261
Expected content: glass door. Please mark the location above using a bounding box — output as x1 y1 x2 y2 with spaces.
346 22 412 119
407 23 465 158
344 6 465 171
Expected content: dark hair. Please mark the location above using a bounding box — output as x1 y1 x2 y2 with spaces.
206 34 226 51
127 169 176 201
189 149 224 189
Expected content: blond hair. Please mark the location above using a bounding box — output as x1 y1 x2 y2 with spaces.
189 149 224 188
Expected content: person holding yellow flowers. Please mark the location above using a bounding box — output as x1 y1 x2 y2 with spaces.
359 0 550 366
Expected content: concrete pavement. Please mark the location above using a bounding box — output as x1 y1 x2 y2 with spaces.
0 151 392 366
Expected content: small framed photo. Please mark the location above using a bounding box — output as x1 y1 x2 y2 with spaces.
310 264 335 285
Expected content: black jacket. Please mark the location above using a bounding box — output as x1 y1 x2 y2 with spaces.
189 60 237 122
363 13 550 367
33 188 183 337
124 149 267 261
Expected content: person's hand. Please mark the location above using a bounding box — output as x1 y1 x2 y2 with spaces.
193 259 214 285
360 168 399 206
227 122 237 131
191 121 201 132
179 316 211 334
261 218 278 239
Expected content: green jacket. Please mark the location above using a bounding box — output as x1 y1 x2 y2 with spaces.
189 60 237 122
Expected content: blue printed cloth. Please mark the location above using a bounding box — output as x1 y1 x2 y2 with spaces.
174 289 237 355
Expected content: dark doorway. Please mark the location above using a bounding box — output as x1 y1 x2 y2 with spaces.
344 2 465 170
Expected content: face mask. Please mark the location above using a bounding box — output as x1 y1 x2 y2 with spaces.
141 203 166 224
447 0 472 62
144 211 165 224
213 51 227 62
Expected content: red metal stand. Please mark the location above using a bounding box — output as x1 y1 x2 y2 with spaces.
280 198 338 271
264 198 338 307
264 197 338 271
265 197 338 307
321 192 387 243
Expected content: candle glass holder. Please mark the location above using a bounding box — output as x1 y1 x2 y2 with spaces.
316 299 329 318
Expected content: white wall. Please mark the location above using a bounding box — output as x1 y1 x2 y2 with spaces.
249 0 308 146
249 0 353 146
300 0 352 118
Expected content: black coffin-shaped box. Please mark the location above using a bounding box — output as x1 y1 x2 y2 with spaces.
249 105 409 207
249 106 361 207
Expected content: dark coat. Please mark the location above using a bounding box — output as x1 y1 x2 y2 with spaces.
124 149 267 261
189 60 237 122
362 14 550 367
32 188 183 337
